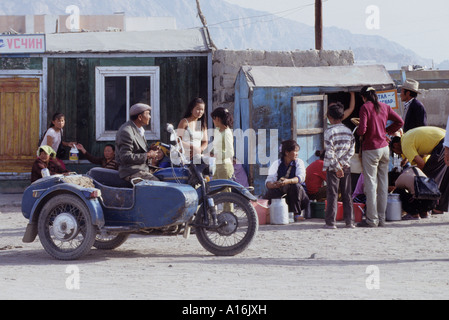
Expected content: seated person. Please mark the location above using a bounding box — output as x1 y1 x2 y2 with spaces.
31 145 69 183
264 140 309 221
76 143 118 170
305 150 327 201
149 142 171 168
394 166 436 220
390 126 448 214
115 103 160 182
232 157 249 188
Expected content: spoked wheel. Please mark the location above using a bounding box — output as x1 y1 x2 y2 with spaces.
195 192 258 256
94 232 129 250
37 194 96 260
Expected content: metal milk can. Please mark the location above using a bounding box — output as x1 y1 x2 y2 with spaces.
269 198 289 225
386 193 402 221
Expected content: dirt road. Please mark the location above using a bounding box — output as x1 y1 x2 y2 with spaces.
2 202 449 301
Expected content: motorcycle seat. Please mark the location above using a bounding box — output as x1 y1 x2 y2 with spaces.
86 167 133 189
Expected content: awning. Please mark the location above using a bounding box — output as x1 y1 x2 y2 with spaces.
46 28 211 54
240 65 396 92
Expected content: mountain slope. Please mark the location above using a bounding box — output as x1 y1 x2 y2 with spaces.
0 0 432 67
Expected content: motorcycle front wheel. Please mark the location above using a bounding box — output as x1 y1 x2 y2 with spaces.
37 194 96 260
195 192 258 256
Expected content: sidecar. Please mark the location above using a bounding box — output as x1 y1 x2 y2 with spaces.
22 171 198 260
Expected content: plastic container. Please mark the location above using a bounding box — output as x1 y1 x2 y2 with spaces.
310 201 326 219
41 168 50 178
334 202 344 221
324 200 344 221
252 199 270 225
386 193 402 221
269 198 289 225
69 145 79 161
353 203 365 222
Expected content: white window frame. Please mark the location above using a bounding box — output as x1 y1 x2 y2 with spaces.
95 66 160 141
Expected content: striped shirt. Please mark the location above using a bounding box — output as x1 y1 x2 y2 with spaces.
323 123 355 172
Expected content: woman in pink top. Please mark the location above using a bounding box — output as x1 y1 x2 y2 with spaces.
356 86 404 227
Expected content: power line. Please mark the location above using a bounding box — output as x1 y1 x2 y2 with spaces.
206 1 328 30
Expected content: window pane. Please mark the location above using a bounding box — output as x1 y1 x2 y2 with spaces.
130 76 152 130
105 77 126 131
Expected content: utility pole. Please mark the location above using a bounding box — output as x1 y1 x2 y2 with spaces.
315 0 323 50
196 0 218 50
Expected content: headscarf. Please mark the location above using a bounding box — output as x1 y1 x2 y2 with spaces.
37 145 56 158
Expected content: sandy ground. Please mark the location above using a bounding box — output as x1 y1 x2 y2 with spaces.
1 198 449 301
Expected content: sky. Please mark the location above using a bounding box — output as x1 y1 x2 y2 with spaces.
222 0 449 64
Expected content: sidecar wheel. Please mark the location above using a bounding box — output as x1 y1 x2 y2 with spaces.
37 194 96 260
195 192 258 256
94 232 129 250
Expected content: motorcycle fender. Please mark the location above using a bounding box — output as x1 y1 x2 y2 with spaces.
25 184 105 241
206 179 257 201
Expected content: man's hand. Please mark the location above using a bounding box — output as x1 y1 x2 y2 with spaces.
147 148 159 160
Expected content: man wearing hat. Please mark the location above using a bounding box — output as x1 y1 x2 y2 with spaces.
400 79 427 133
115 103 160 182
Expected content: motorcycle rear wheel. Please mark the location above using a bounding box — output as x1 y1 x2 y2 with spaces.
195 192 258 256
37 194 96 260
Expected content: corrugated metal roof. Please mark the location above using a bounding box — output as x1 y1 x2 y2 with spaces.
46 28 211 53
240 65 395 90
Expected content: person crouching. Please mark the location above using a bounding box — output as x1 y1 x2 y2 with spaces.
31 145 69 183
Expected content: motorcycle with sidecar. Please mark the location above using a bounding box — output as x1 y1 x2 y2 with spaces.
21 124 258 260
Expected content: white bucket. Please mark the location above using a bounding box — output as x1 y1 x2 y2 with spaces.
269 198 289 225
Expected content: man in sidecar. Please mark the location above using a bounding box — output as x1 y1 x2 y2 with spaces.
115 103 160 183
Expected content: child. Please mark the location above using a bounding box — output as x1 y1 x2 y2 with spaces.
211 107 234 182
305 150 327 201
323 102 355 229
149 142 171 168
40 112 77 169
31 146 69 183
211 107 235 212
75 143 119 170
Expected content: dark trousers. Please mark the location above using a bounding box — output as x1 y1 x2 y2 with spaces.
422 139 449 212
264 183 310 214
325 167 353 226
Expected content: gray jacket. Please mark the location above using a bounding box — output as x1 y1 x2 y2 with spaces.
115 120 149 179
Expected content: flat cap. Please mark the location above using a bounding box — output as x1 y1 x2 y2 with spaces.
129 103 151 116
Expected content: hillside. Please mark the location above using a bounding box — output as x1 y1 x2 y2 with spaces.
0 0 434 68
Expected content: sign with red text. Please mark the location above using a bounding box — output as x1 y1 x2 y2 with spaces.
377 89 399 110
0 35 46 54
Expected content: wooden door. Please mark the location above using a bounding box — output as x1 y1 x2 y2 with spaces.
0 77 40 173
291 95 328 166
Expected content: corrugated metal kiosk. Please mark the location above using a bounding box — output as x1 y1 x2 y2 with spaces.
234 64 398 195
